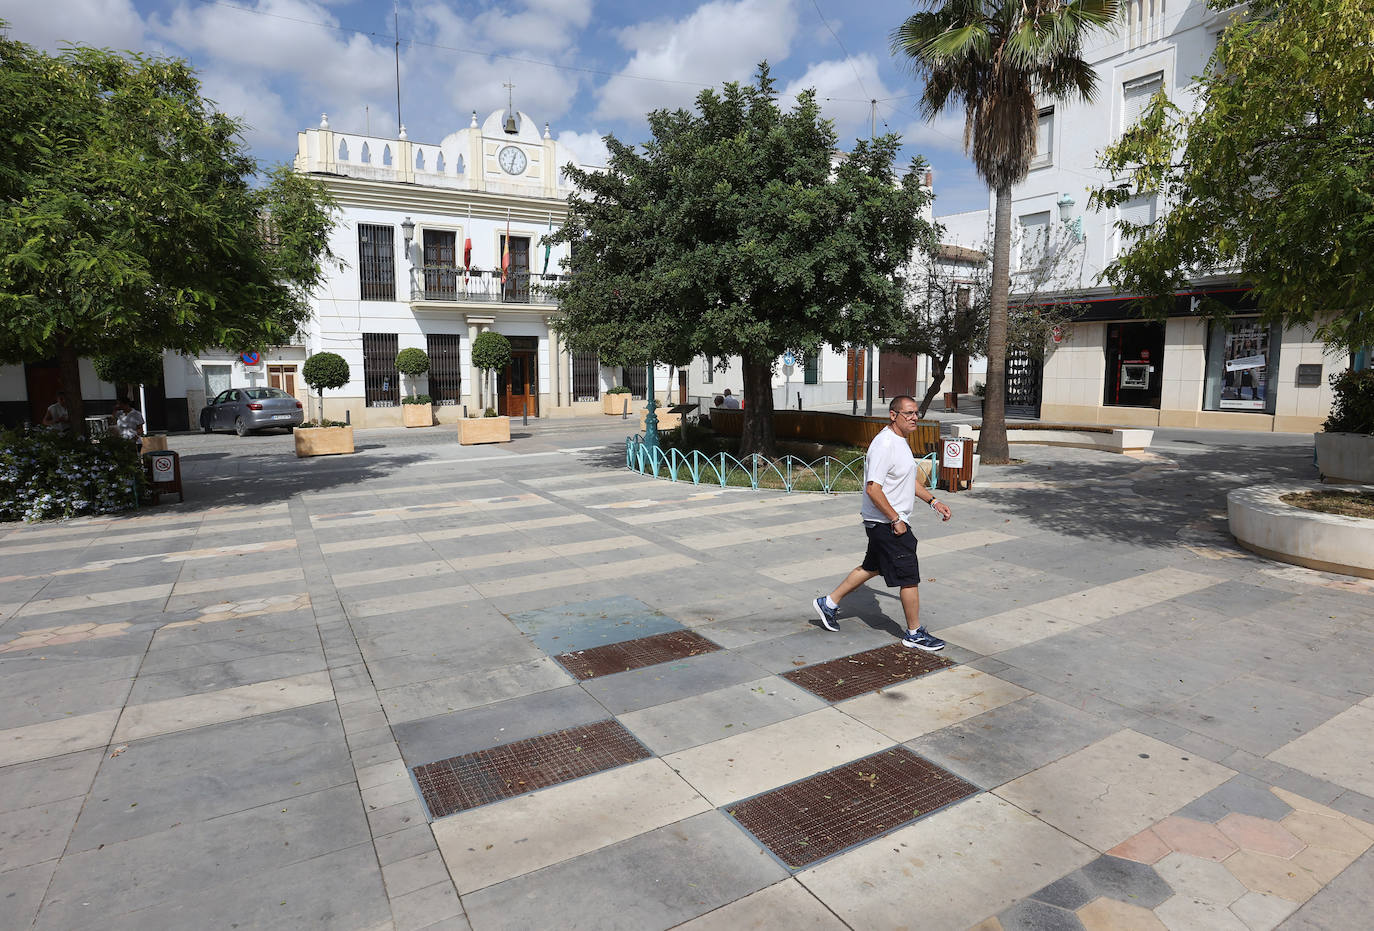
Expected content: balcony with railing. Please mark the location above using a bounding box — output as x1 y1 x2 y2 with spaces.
414 267 560 306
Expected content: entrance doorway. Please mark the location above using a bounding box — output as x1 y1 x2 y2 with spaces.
24 361 63 426
497 337 539 417
267 365 299 398
878 352 919 400
846 348 866 401
1104 321 1165 408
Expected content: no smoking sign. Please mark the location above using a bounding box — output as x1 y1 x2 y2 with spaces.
151 454 175 482
942 440 964 468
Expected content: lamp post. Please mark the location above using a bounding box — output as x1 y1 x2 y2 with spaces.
643 361 660 450
401 216 417 298
1057 195 1083 243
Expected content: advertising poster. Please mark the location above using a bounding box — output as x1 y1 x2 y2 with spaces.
1220 321 1269 410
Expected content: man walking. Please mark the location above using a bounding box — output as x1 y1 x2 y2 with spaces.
814 395 952 651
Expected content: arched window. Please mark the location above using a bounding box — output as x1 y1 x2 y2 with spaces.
455 154 465 174
415 149 425 170
436 152 446 173
361 142 371 164
338 139 349 161
382 144 392 166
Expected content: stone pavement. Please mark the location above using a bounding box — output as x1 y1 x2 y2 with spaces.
1 418 1371 930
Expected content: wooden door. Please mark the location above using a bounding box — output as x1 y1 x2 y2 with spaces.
499 351 538 417
878 352 919 400
677 369 688 404
845 348 866 401
267 365 297 398
24 362 63 426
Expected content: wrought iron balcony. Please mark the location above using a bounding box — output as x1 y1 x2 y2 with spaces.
415 267 560 305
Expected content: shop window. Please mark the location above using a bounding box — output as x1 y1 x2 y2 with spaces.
1104 321 1164 408
1204 319 1281 413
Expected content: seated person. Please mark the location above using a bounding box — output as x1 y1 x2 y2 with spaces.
722 388 741 409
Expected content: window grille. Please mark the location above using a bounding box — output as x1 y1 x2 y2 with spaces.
622 365 647 399
363 333 399 407
426 334 462 405
358 224 395 301
572 352 600 401
423 230 458 300
804 354 819 385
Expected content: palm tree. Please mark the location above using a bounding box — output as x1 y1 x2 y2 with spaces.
893 0 1118 461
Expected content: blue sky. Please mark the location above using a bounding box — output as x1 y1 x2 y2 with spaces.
0 0 990 215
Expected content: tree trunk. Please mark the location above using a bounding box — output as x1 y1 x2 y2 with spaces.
58 340 86 438
738 357 776 458
917 355 950 418
980 185 1012 463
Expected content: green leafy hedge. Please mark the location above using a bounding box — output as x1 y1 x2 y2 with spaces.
0 428 148 522
1324 369 1374 434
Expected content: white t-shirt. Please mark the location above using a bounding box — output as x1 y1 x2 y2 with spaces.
115 408 145 441
861 426 916 524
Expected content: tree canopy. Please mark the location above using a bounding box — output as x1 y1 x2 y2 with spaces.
551 64 935 456
892 0 1118 461
1091 0 1374 351
0 28 336 429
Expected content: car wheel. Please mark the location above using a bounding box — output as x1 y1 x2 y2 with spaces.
201 413 212 434
235 417 249 437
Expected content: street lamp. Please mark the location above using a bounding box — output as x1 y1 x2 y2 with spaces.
1057 194 1084 243
643 362 660 451
401 217 417 299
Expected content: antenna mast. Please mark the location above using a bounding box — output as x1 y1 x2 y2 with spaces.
393 1 403 134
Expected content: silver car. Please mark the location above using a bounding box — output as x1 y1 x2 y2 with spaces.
200 387 304 435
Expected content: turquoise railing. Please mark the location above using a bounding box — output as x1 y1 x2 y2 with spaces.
625 436 938 494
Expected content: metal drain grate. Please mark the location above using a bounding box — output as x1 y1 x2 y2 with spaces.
555 629 721 680
412 719 651 818
782 643 953 701
727 747 979 869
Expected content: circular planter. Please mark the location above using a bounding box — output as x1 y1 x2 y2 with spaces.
1228 484 1374 579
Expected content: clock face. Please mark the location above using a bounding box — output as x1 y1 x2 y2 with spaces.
498 145 528 175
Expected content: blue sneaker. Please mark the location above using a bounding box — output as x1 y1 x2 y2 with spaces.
902 627 945 652
813 597 840 632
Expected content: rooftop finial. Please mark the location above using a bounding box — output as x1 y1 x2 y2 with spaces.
544 122 551 139
471 110 478 128
399 124 408 140
320 113 329 129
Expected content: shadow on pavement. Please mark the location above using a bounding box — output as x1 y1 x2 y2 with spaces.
145 452 433 512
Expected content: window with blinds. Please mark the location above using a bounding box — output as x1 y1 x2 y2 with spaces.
363 333 400 407
358 224 395 301
1031 107 1054 168
572 352 600 401
1116 196 1157 255
426 334 462 406
1017 212 1051 270
1122 73 1163 133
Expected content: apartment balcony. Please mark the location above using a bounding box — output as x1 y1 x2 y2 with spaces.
411 268 560 307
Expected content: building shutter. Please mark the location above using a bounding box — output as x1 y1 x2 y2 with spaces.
1122 74 1163 132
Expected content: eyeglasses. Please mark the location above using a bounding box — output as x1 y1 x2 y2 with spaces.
895 410 920 418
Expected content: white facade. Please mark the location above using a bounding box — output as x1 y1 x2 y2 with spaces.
935 0 1339 432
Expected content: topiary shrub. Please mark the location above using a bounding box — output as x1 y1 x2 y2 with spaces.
395 347 430 376
1323 369 1374 434
302 352 349 423
470 332 511 416
93 348 165 395
0 427 147 521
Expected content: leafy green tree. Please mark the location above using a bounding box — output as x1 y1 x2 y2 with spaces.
551 64 934 457
302 352 348 421
888 249 990 418
470 332 511 416
1090 0 1374 352
0 29 337 433
93 347 165 399
892 0 1118 462
395 347 430 400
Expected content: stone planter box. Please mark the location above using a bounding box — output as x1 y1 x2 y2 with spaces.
458 416 510 445
142 434 168 452
1315 432 1374 484
402 403 434 428
294 425 354 458
1229 484 1374 579
640 408 683 432
603 394 639 416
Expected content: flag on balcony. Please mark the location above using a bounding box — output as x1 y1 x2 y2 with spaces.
501 211 511 284
541 213 552 276
463 206 472 288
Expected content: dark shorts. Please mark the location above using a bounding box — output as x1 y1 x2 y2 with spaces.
861 522 921 588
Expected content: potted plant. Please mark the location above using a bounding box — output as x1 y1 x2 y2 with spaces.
603 384 636 416
297 351 354 456
395 347 433 427
461 332 511 444
1315 369 1374 483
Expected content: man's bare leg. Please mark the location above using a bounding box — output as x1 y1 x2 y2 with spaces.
827 567 879 606
898 584 920 633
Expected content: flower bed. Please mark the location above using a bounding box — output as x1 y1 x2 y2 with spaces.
0 428 147 522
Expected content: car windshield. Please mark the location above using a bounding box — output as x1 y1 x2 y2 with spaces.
245 388 290 400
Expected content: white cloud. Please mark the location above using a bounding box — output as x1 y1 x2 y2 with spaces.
780 54 902 146
894 108 970 156
0 0 144 52
556 129 610 170
593 0 800 122
469 0 592 52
